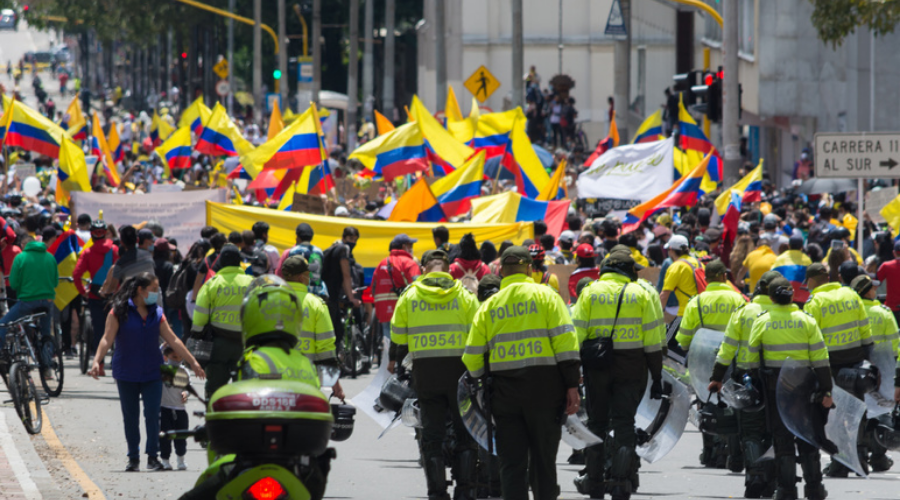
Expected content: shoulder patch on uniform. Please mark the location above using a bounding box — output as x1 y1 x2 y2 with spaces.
306 294 326 306
735 303 747 312
756 310 770 318
880 304 892 312
803 311 814 318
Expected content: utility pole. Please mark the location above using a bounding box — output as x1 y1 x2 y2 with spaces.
166 28 173 104
312 0 321 106
511 0 523 108
613 0 631 141
278 0 288 108
227 0 234 115
347 0 359 150
557 0 563 75
383 0 395 119
362 0 374 121
435 0 446 109
253 0 262 121
721 0 741 184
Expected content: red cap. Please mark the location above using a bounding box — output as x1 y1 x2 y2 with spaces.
575 243 596 259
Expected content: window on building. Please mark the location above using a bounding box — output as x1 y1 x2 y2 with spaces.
703 1 723 43
739 0 755 56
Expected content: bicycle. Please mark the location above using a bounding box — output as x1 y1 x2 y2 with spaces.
338 288 371 379
4 298 64 398
58 277 94 375
0 312 46 434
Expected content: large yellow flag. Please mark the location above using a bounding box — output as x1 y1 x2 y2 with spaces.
268 105 284 140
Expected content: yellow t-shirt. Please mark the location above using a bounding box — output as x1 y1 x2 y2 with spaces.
742 245 776 293
662 256 702 316
533 270 560 294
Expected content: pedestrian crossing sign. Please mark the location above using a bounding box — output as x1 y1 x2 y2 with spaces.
464 65 500 103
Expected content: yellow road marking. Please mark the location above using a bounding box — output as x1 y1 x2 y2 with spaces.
40 412 106 500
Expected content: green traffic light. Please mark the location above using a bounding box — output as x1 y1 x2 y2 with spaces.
273 69 282 80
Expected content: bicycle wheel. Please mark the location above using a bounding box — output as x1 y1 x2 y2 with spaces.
9 362 42 434
79 313 92 375
39 334 64 397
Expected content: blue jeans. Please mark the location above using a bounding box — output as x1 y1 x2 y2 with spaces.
116 379 163 460
0 299 53 365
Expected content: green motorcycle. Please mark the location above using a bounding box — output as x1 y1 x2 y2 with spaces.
161 365 355 500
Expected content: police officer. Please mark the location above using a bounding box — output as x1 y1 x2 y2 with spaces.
191 244 254 397
676 259 747 470
463 246 581 500
804 262 873 477
390 249 480 500
713 277 833 500
572 251 664 500
851 274 898 472
281 255 345 400
709 270 782 497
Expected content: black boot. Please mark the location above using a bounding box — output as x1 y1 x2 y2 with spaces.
773 456 798 500
804 483 827 500
607 447 634 500
425 456 450 500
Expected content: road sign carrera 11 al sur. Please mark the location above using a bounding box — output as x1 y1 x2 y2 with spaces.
815 132 900 179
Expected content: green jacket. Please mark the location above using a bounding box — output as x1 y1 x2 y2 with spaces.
10 241 58 301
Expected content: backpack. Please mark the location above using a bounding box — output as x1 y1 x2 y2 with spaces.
680 258 708 294
165 264 191 311
459 267 480 295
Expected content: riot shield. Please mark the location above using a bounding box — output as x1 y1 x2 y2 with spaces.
776 358 867 477
457 375 497 455
665 317 685 364
634 370 691 463
401 398 422 428
866 341 896 417
348 338 397 430
561 409 603 450
687 328 731 402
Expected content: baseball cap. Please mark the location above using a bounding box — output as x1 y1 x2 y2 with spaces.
422 249 450 265
851 275 874 296
604 250 634 266
154 238 176 252
756 270 783 295
500 246 533 266
806 263 828 281
574 243 596 259
838 260 862 284
281 255 310 276
768 276 794 298
137 228 155 243
704 228 722 242
334 206 350 217
664 234 689 251
704 259 727 278
652 225 670 238
558 230 576 243
763 214 778 229
391 234 418 247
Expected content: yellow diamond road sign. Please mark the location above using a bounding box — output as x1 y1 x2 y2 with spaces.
464 65 500 103
213 59 229 79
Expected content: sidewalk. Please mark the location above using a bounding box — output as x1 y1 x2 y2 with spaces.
0 408 60 500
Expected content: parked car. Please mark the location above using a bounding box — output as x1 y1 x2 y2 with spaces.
0 9 17 31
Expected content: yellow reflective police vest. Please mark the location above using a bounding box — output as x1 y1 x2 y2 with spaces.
717 295 775 370
862 298 900 357
804 282 872 358
747 304 829 369
463 274 579 378
676 282 746 349
192 266 254 338
289 282 337 364
392 272 479 360
571 272 663 353
236 345 321 388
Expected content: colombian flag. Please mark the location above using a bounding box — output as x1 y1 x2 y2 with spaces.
196 103 254 157
179 97 212 136
411 96 474 177
107 120 125 164
150 110 174 149
772 245 812 303
1 99 65 158
714 160 763 215
90 113 120 187
47 230 84 310
631 109 664 144
267 104 284 141
349 121 429 181
470 191 570 238
583 111 620 167
154 126 193 173
472 109 516 161
503 110 550 199
56 136 92 207
431 150 485 218
538 158 568 202
388 178 446 223
243 104 326 177
622 152 712 233
61 97 87 141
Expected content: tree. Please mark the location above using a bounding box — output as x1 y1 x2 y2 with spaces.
810 0 900 47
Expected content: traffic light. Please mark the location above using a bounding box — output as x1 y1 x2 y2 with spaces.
672 70 700 107
181 52 187 59
273 69 282 80
691 68 722 122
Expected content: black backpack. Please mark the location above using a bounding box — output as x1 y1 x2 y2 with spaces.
165 264 190 311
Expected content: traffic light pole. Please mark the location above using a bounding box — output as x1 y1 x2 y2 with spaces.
721 0 741 184
278 0 288 107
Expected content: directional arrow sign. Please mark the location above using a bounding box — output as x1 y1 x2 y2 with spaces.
815 132 900 179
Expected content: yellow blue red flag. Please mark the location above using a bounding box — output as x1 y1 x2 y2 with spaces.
178 97 212 136
91 113 120 187
715 160 763 215
150 110 174 149
61 96 87 141
470 191 570 237
196 103 253 157
631 109 664 144
47 230 84 310
430 150 486 217
1 99 66 158
349 122 430 181
388 177 446 223
623 152 712 232
154 126 193 174
410 95 474 177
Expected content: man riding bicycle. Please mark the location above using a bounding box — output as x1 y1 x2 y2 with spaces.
0 235 58 377
73 219 119 376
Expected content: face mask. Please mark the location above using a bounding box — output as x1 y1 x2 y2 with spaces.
145 291 159 305
347 241 356 251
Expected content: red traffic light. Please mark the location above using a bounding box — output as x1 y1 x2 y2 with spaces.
717 70 724 80
181 52 187 59
704 74 713 85
22 5 29 11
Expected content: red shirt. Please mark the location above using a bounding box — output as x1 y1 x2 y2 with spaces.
449 259 491 280
73 238 119 299
877 259 900 311
568 267 600 303
372 249 421 323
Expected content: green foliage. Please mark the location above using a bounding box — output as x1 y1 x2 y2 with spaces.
810 0 900 47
